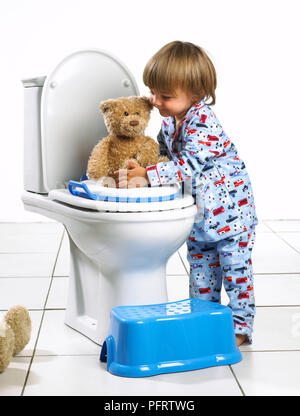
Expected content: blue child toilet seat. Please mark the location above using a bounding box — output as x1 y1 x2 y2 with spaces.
68 179 181 203
48 180 195 213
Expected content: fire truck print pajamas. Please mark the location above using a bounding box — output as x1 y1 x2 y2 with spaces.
146 100 258 343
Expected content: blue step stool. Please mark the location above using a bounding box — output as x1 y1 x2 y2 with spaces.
100 298 242 377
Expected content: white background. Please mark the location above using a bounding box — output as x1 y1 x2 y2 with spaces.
0 0 299 221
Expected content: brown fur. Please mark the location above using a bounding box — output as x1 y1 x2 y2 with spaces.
0 306 31 373
86 96 169 182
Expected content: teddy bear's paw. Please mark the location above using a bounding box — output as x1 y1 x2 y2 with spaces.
121 159 140 169
0 316 15 373
95 176 117 188
5 306 31 355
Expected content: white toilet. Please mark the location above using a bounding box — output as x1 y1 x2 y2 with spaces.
21 49 198 344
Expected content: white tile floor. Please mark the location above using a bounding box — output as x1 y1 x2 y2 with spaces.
0 220 300 396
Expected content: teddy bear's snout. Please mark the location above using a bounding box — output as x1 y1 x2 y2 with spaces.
129 120 139 126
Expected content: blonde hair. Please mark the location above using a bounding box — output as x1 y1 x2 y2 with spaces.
143 41 217 106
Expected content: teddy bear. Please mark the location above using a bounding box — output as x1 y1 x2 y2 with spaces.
0 306 31 373
86 96 169 186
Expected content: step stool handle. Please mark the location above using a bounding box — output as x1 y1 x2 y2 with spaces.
100 336 115 369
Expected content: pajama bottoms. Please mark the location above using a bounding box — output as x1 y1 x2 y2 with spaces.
187 229 256 343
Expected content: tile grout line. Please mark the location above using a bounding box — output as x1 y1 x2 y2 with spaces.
228 348 300 396
275 233 300 255
20 228 66 396
229 365 246 396
263 222 300 255
20 353 100 358
41 230 66 311
177 250 189 276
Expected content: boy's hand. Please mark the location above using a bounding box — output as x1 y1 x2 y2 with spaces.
114 160 150 188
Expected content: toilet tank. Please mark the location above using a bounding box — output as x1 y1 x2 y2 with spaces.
22 49 139 193
22 76 48 193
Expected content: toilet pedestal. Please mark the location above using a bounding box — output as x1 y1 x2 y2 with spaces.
65 236 169 345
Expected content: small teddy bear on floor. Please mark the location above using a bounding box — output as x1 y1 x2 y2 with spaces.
0 306 31 373
86 96 169 186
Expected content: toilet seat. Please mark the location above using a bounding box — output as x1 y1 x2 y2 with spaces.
49 181 195 212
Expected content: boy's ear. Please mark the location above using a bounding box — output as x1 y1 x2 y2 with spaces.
99 99 116 114
139 96 153 111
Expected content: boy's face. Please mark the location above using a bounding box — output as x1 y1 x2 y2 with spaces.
149 88 197 120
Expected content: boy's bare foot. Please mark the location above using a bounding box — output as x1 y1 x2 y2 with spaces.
236 334 247 347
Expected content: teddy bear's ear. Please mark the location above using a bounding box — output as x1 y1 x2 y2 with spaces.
139 96 153 111
99 99 115 114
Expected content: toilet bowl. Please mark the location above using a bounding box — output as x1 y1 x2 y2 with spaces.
21 49 198 344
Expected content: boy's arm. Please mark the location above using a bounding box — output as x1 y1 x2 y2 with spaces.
146 122 225 186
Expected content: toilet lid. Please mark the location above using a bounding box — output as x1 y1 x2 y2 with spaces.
49 182 195 212
41 49 139 192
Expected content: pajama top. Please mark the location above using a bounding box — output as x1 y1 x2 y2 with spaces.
146 100 258 242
